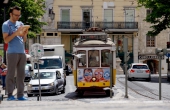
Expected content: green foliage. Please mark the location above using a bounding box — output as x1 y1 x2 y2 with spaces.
138 0 170 36
0 0 46 39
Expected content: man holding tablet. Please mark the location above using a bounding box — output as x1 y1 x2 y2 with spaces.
2 6 29 101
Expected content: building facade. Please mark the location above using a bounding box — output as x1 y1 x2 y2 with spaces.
47 0 139 64
138 7 169 74
40 0 169 74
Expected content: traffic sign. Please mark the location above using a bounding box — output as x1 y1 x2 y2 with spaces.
30 43 44 59
166 53 170 57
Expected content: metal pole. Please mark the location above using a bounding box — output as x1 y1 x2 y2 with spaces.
124 52 128 98
123 38 128 98
159 55 162 100
109 52 113 98
38 60 41 101
91 0 94 27
3 6 6 64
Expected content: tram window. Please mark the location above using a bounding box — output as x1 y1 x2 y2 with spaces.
88 50 100 67
101 50 110 67
77 50 86 67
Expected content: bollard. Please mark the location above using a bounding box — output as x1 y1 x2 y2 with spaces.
37 95 39 101
2 94 3 101
0 94 3 103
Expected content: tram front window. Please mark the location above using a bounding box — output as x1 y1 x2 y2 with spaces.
88 50 100 67
101 50 110 67
77 50 86 67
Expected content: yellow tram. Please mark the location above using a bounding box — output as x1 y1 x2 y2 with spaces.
72 27 116 96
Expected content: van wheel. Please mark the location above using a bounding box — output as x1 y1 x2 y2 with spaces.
66 72 69 76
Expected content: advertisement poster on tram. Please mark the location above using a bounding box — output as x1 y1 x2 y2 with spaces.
77 68 110 82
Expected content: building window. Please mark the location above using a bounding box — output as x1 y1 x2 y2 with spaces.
146 9 152 16
82 9 92 28
61 9 70 28
61 9 70 22
146 36 155 47
104 9 113 28
124 8 135 28
47 33 53 36
55 33 58 36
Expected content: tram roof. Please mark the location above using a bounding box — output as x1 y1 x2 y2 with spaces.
74 38 116 46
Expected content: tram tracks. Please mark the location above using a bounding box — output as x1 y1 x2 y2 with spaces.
117 77 170 100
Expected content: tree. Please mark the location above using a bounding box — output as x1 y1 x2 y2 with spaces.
138 0 170 36
0 0 46 39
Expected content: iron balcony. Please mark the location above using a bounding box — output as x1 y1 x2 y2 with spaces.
57 22 138 32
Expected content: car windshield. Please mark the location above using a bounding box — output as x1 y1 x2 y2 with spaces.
32 72 55 79
132 65 148 69
34 58 62 69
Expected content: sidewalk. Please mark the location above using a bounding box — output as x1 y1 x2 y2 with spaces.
0 85 170 110
0 85 17 98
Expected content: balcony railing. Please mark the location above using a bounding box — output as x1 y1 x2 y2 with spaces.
57 22 138 29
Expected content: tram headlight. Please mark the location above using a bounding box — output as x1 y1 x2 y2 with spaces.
92 77 96 82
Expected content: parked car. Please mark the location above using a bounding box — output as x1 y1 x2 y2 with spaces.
27 70 65 97
24 65 33 82
127 63 151 81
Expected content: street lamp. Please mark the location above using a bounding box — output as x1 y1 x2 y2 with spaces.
49 7 55 20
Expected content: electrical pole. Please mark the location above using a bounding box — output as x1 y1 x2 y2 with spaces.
91 0 94 27
123 38 128 98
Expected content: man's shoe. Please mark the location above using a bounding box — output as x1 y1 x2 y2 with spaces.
17 96 28 101
7 96 16 101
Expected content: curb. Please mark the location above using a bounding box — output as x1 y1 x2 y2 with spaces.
112 86 135 100
0 88 17 98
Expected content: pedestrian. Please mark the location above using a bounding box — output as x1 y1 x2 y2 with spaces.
2 6 28 101
0 55 2 65
0 63 7 90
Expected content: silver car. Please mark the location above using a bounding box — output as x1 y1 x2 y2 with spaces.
27 71 65 97
127 63 151 81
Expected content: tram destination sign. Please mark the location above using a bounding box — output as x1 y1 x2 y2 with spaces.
138 55 164 60
80 35 107 41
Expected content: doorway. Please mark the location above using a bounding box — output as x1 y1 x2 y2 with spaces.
144 60 158 74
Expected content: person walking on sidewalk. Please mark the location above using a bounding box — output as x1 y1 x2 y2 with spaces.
2 6 28 101
0 63 7 90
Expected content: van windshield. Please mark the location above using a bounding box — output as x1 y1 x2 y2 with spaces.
34 58 62 69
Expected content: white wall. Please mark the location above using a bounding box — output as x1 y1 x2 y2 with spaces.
40 36 61 45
